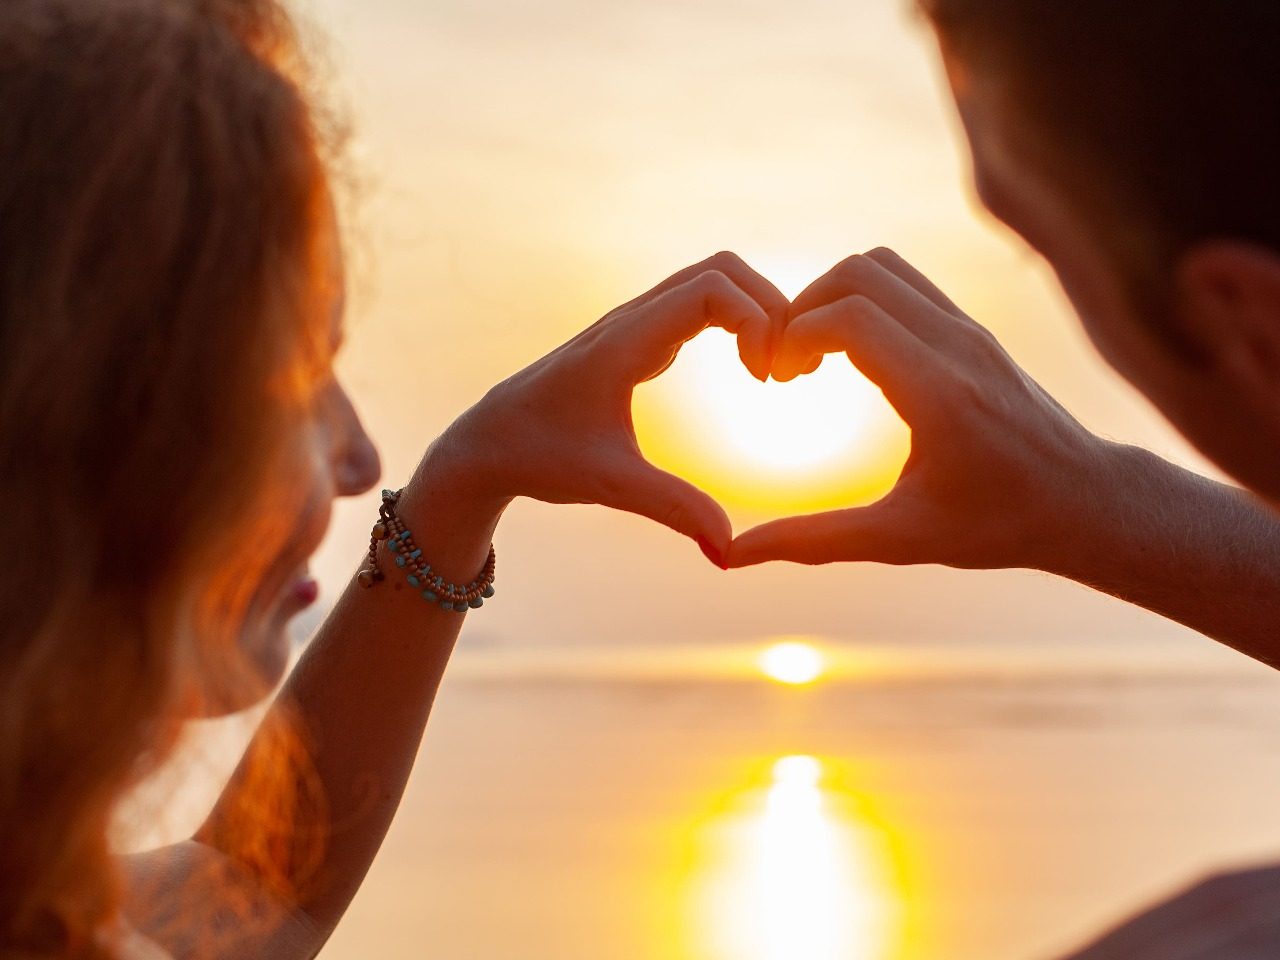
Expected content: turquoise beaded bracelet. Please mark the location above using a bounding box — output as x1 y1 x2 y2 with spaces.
356 488 496 613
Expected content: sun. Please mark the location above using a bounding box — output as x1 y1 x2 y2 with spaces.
684 332 874 472
759 640 826 685
632 328 910 517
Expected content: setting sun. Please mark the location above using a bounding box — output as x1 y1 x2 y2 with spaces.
759 640 826 685
632 328 911 518
685 332 873 472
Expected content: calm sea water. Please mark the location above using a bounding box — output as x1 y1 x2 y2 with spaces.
295 647 1280 960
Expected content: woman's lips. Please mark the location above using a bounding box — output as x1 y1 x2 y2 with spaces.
289 575 320 608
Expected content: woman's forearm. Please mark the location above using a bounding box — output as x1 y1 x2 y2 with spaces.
194 454 508 948
1041 442 1280 668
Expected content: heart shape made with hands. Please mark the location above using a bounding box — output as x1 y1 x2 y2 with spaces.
632 326 911 524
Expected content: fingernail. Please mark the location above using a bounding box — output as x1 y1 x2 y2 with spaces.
696 535 728 570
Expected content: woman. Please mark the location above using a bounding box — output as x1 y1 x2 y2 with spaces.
0 0 788 956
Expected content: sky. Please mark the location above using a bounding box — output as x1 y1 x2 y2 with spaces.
295 0 1227 656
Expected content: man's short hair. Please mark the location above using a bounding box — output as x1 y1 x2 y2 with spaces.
922 0 1280 324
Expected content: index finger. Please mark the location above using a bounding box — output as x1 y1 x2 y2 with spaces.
613 269 773 384
773 294 937 421
788 252 969 352
864 246 966 317
620 252 790 380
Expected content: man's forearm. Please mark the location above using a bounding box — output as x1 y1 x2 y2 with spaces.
1041 442 1280 668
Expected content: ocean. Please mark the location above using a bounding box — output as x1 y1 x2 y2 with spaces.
304 642 1280 960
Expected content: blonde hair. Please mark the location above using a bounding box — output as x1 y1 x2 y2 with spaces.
0 0 333 953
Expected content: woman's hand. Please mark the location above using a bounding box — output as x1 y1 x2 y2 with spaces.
727 247 1118 571
414 252 789 565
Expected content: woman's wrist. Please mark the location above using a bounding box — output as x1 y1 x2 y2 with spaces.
395 441 511 586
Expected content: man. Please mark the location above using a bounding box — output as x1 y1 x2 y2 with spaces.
728 2 1280 955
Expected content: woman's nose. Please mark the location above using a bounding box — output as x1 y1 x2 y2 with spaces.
334 414 382 497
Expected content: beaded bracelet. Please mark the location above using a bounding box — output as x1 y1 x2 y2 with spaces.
356 488 496 613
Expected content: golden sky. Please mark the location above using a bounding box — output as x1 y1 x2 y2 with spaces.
299 0 1219 654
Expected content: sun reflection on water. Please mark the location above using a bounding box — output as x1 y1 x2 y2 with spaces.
685 756 902 960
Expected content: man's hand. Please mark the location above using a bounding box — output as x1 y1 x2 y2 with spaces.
728 247 1115 571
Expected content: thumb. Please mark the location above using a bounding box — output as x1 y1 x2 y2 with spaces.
726 501 910 568
597 458 733 567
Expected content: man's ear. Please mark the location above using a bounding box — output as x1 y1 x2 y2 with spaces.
1177 241 1280 399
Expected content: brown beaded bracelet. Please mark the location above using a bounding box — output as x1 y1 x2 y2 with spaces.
356 488 496 613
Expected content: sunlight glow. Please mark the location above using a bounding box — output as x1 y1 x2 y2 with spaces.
759 641 826 685
632 328 911 518
747 255 832 301
686 332 872 472
686 756 901 960
772 755 823 788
